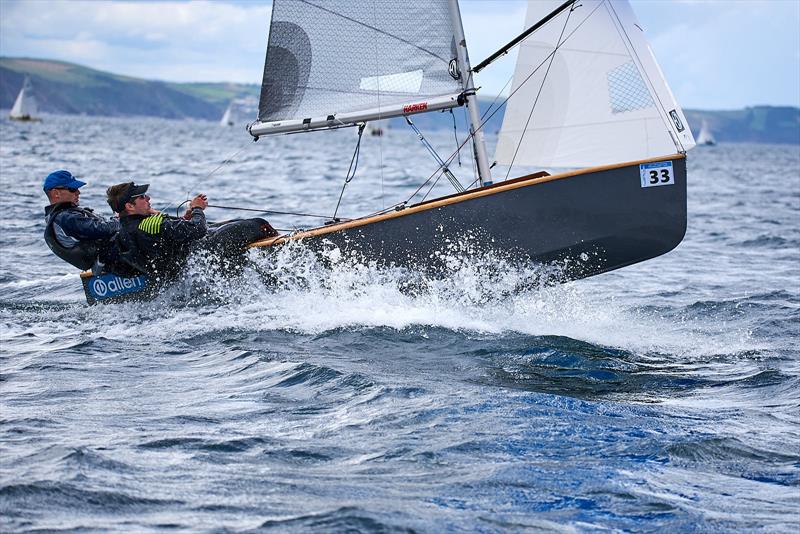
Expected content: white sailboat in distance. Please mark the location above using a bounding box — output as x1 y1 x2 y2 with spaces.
697 120 716 146
220 102 234 127
9 76 39 121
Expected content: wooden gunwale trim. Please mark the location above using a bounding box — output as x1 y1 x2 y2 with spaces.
78 153 685 277
252 152 684 249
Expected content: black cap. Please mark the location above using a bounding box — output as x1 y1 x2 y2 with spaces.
116 183 149 212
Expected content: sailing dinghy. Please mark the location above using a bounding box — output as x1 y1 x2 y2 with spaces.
81 0 696 303
9 76 39 121
697 120 716 146
220 103 235 127
245 0 695 273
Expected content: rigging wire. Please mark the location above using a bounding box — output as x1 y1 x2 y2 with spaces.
156 136 256 216
480 73 514 122
405 116 464 193
200 2 596 231
370 0 386 212
505 2 575 179
397 1 601 207
174 199 337 221
448 108 462 168
461 103 478 187
421 169 447 203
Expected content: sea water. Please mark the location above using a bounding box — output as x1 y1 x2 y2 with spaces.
0 115 798 532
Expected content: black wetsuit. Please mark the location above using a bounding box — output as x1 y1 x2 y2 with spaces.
117 208 208 279
116 207 278 279
43 202 120 271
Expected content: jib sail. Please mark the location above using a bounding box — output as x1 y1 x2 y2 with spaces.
494 0 696 170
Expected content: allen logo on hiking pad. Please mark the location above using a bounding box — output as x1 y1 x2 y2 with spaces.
85 273 148 303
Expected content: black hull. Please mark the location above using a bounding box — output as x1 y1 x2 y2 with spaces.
79 155 687 303
256 155 687 281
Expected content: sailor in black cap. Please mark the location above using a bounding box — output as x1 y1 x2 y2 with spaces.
42 169 121 272
107 182 209 279
107 181 278 280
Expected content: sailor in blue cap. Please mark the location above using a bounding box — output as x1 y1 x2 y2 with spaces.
43 169 121 272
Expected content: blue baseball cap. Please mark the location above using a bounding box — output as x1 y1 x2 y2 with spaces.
43 170 87 192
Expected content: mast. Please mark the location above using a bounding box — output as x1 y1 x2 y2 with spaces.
448 0 493 186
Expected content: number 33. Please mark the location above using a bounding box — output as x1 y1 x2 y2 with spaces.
649 169 671 184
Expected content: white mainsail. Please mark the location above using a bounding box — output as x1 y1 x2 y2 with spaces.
9 76 38 120
250 0 465 136
494 0 695 169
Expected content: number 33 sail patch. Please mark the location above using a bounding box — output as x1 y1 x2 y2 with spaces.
640 161 674 188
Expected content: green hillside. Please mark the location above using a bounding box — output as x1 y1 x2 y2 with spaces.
684 107 800 145
1 57 257 120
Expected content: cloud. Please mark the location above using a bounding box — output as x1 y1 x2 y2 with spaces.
0 0 797 108
633 0 800 108
0 0 272 83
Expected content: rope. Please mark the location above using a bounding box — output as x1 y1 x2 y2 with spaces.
201 140 253 183
156 137 256 216
174 200 337 221
332 123 366 222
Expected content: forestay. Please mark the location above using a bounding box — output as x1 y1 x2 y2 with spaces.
495 0 696 170
250 0 464 136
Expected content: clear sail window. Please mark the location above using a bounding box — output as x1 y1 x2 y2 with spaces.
359 70 424 94
608 61 655 114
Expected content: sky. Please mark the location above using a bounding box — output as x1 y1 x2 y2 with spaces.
1 0 798 110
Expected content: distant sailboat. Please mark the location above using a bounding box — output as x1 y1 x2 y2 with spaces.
220 103 235 127
9 76 39 121
368 119 388 136
697 120 716 145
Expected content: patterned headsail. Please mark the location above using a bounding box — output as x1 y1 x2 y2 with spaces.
251 0 463 136
495 0 696 169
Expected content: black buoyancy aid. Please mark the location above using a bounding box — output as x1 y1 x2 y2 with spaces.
44 204 102 270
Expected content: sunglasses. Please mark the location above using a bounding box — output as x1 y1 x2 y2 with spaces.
55 187 79 193
129 193 150 202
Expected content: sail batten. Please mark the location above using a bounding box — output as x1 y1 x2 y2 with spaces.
256 0 463 135
494 0 695 170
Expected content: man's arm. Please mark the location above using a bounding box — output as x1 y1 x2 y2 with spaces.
162 207 207 243
57 211 120 240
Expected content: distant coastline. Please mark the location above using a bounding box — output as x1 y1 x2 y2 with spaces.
2 57 798 144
